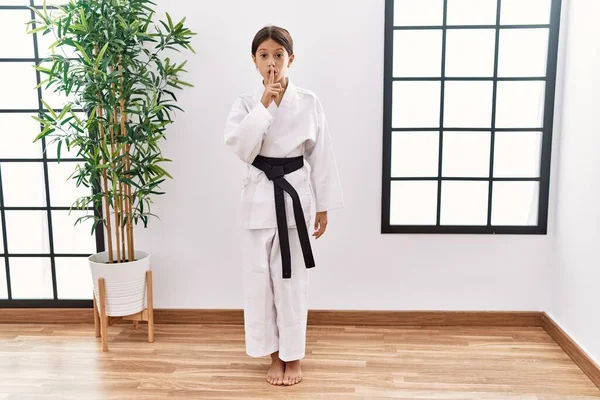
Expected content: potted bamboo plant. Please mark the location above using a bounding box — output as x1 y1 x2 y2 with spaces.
26 0 195 343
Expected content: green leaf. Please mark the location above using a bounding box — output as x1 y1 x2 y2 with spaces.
159 20 170 33
69 23 86 33
41 100 57 118
57 103 72 120
73 41 91 64
79 8 88 30
26 25 48 35
91 219 103 236
96 41 110 69
117 15 128 30
33 78 49 90
63 63 70 92
31 115 48 125
175 60 188 71
172 79 193 87
29 7 49 26
141 10 154 32
49 60 58 80
174 17 186 31
120 177 141 189
185 43 196 54
34 126 55 142
151 165 172 179
64 13 72 37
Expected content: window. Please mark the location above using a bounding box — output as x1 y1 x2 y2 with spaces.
0 1 100 307
382 0 562 234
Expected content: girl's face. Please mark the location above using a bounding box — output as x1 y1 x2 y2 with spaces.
252 38 294 84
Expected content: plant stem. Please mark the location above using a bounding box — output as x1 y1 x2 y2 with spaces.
120 179 126 261
117 65 126 261
108 65 121 263
94 45 114 264
119 56 135 262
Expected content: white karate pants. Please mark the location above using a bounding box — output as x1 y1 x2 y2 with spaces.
242 227 309 362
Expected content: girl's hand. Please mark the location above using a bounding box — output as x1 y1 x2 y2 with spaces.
261 69 282 108
313 211 328 239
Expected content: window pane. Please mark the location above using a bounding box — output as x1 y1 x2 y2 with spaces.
390 181 438 225
5 211 50 254
493 132 542 178
52 210 96 254
444 81 493 128
0 113 43 158
393 30 442 77
500 0 551 25
495 81 545 128
498 29 549 77
33 0 67 4
392 132 439 177
442 131 491 177
0 259 7 299
56 257 92 299
9 257 53 299
492 181 539 225
48 161 91 207
392 81 440 128
394 0 443 26
447 0 498 25
0 214 4 253
0 10 33 58
441 181 489 225
445 29 496 77
1 162 46 206
0 62 38 109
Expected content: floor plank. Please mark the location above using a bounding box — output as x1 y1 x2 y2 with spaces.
0 324 598 399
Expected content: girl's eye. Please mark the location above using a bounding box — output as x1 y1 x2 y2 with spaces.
277 54 283 58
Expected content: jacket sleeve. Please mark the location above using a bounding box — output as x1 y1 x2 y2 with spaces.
224 97 274 164
304 99 344 212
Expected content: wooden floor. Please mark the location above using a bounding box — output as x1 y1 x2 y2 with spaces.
0 323 598 399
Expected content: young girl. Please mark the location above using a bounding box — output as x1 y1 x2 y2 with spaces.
224 25 343 386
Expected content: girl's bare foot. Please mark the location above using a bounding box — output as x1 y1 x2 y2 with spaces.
266 352 284 385
283 359 302 385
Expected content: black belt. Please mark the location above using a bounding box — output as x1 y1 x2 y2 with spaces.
251 155 315 279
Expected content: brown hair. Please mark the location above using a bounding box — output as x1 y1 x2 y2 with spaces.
251 25 294 56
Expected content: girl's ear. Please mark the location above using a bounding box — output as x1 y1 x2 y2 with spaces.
288 54 295 67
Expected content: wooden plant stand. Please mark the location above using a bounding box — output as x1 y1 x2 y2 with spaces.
92 270 154 352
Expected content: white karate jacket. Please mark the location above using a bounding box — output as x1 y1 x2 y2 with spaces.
224 79 344 229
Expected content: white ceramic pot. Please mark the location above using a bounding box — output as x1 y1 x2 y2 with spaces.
89 250 151 317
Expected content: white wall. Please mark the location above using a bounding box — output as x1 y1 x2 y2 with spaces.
133 0 552 310
548 0 600 364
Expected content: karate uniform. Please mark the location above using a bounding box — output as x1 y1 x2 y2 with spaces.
224 78 343 362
